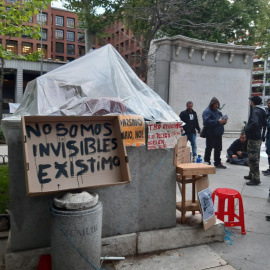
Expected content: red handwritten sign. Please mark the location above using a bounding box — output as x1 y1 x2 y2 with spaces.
147 122 182 150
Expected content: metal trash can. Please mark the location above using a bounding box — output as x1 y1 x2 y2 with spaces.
50 191 103 270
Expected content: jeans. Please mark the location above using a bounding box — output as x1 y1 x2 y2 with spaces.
226 155 248 166
186 133 197 157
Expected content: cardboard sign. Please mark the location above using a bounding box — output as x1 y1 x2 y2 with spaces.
119 115 145 146
22 116 131 196
147 122 182 150
196 176 216 230
174 136 190 166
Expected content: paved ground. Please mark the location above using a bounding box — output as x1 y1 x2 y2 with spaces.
104 135 270 270
1 136 270 269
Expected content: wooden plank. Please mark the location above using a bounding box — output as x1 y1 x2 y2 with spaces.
176 200 200 212
176 163 216 175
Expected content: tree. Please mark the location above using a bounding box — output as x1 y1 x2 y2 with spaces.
0 0 52 119
62 0 123 52
252 1 270 58
119 0 270 76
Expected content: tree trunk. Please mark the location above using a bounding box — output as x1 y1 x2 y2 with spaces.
0 58 5 120
84 28 95 52
82 0 95 52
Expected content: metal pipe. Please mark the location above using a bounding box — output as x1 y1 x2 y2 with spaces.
100 257 125 261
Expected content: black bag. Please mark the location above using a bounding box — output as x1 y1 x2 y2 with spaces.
200 127 207 138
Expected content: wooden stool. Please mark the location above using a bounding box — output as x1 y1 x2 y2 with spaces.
176 163 216 223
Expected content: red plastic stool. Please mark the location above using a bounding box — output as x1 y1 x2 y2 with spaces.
212 188 246 235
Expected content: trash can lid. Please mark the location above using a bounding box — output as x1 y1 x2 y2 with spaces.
53 191 99 210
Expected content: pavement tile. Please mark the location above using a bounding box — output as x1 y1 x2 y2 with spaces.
113 245 227 270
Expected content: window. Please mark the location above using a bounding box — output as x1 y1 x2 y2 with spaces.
67 57 75 62
78 33 85 43
37 13 48 25
78 20 84 29
55 29 64 40
55 16 64 26
41 29 47 41
29 16 33 23
22 32 31 39
6 41 18 54
7 0 16 2
37 44 47 58
56 43 64 53
51 28 53 38
78 45 85 56
55 56 64 61
67 44 75 55
67 18 75 28
22 42 33 55
51 15 53 25
67 31 75 42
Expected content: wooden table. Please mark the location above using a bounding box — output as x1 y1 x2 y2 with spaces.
176 163 216 224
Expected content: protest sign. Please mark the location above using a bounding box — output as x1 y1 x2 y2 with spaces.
119 115 145 146
147 122 182 150
22 115 131 196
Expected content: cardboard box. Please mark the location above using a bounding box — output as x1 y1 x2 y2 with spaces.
174 136 190 166
22 115 131 196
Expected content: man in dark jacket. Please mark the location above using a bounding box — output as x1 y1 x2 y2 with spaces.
244 96 267 185
202 97 227 168
226 132 248 166
262 98 270 175
180 101 201 162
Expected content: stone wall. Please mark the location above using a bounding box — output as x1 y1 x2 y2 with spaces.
147 35 255 132
3 119 176 252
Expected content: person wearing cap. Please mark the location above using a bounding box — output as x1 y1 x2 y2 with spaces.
244 96 267 185
202 97 227 168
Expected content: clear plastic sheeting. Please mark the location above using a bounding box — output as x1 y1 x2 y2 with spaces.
14 44 179 122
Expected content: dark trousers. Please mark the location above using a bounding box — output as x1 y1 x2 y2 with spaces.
204 135 222 166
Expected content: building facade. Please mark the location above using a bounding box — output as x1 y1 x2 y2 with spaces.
0 5 86 62
0 4 145 115
0 4 86 114
95 21 146 82
251 54 270 104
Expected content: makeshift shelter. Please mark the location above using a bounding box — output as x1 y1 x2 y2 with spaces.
14 44 179 122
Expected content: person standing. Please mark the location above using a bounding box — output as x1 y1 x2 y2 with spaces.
244 96 267 185
262 98 270 175
180 101 201 162
202 97 227 168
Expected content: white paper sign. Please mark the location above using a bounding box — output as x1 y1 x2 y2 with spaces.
147 122 182 150
198 187 215 222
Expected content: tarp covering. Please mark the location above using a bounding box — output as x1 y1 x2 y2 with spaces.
14 44 179 122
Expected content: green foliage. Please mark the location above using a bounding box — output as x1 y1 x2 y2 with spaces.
0 126 4 140
0 165 9 213
119 0 270 50
0 0 51 61
63 0 123 36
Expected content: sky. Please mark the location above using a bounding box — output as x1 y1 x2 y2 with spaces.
51 0 67 9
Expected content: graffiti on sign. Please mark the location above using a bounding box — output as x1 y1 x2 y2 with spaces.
147 122 182 150
22 116 130 196
119 115 145 146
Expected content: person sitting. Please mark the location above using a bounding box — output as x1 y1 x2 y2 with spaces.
226 132 248 166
